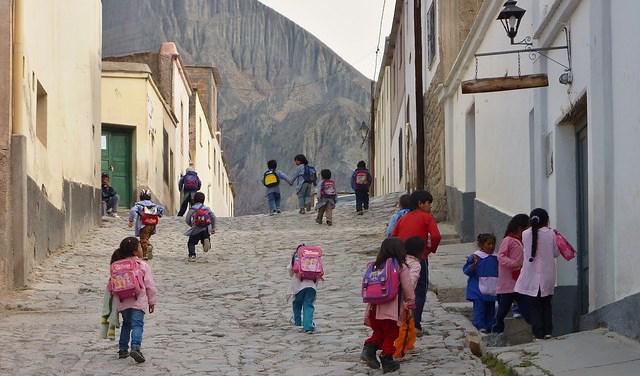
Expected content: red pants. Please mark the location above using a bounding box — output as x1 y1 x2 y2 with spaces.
364 307 399 356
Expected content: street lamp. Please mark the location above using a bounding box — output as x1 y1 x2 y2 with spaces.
497 1 526 45
359 121 369 146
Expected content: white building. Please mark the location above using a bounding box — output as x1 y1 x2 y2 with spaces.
440 0 640 337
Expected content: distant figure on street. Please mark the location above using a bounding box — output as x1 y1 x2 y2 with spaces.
315 169 337 226
177 167 202 217
184 192 216 262
108 237 157 363
391 190 441 337
386 194 411 237
291 154 317 214
128 189 165 260
514 208 559 339
463 233 498 333
351 161 372 215
102 172 120 217
262 159 292 215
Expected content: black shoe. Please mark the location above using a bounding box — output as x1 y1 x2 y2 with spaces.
357 211 364 216
380 354 400 373
299 209 305 214
118 350 129 359
276 209 281 214
130 349 146 363
326 220 332 226
360 344 380 369
315 218 322 224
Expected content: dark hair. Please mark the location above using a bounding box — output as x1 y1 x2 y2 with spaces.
529 208 550 261
110 249 123 264
193 191 206 204
101 172 109 178
404 236 425 258
409 190 433 210
375 238 406 268
139 190 151 201
117 237 140 259
320 169 331 179
267 160 277 170
294 154 308 165
504 214 530 237
398 194 411 209
477 233 497 247
357 160 366 169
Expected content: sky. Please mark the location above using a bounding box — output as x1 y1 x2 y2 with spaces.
257 0 395 80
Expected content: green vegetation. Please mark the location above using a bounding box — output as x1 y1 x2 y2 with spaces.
481 354 518 376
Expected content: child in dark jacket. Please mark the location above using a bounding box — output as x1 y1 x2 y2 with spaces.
463 233 498 333
184 192 216 262
351 161 372 215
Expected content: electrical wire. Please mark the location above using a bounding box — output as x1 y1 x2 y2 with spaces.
373 0 388 80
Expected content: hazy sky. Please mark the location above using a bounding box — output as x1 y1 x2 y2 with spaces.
257 0 395 79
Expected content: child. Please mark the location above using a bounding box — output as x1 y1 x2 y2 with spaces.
394 236 423 359
292 154 316 214
386 194 411 237
177 167 202 217
109 237 156 363
316 169 337 226
361 238 415 373
287 245 322 333
263 159 292 215
391 190 441 336
514 208 559 339
463 233 498 333
184 192 216 262
494 214 530 333
351 161 372 215
128 190 165 260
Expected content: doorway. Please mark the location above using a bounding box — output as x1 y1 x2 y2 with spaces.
101 126 133 208
576 123 589 314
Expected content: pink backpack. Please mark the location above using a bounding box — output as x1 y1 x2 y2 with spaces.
292 245 324 281
554 230 577 261
321 180 337 198
362 258 400 304
109 258 143 300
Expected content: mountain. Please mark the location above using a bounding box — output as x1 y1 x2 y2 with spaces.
102 0 371 215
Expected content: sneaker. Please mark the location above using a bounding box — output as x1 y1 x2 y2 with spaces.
544 334 553 340
299 209 305 214
203 238 211 253
109 213 120 218
326 220 332 226
357 211 364 216
512 312 522 319
315 218 322 225
276 209 282 214
479 329 489 334
129 349 146 363
304 330 314 334
188 255 196 262
118 350 129 359
415 328 423 337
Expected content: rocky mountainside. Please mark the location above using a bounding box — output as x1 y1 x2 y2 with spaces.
102 0 371 215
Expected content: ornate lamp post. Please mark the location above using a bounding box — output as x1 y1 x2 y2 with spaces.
497 1 527 45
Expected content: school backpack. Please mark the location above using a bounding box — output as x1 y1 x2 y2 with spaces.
362 258 400 304
109 258 143 300
554 230 577 261
303 165 317 184
139 205 160 226
292 245 324 281
354 169 370 189
321 179 337 198
263 170 280 187
183 173 200 191
193 207 212 227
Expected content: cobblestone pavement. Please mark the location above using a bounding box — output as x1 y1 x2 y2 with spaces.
0 195 488 375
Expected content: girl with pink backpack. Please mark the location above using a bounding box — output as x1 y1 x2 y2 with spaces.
360 238 415 373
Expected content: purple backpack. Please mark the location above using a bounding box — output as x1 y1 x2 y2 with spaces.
362 258 400 304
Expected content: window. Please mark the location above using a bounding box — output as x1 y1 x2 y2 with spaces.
406 95 410 124
398 129 403 181
426 2 436 67
163 128 169 184
36 81 47 145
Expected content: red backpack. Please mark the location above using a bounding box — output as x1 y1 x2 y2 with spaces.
193 208 212 227
139 205 160 226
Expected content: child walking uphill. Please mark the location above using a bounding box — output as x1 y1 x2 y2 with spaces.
361 238 415 373
514 208 560 339
292 154 316 214
287 244 324 333
184 192 216 262
316 169 337 226
263 159 292 215
108 237 157 363
386 194 411 237
393 236 423 359
463 234 498 333
494 214 530 333
128 190 165 260
351 161 372 215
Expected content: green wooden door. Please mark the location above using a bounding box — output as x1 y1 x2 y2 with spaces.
101 127 133 208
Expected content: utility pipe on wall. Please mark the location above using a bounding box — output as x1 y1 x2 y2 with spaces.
11 0 24 136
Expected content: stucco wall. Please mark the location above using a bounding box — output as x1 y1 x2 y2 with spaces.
0 0 12 289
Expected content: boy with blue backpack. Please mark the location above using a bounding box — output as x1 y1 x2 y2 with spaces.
292 154 317 214
351 161 372 215
184 192 215 262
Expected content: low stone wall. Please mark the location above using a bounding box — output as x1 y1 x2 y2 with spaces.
446 185 475 242
581 291 640 341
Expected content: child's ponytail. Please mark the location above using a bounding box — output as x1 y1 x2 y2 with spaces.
529 208 549 262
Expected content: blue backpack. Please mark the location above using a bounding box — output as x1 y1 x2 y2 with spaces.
303 165 317 184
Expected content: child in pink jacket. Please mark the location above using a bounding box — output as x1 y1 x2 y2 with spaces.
108 237 157 363
360 238 415 373
494 214 529 333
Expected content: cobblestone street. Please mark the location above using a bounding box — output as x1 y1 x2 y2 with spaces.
0 196 487 375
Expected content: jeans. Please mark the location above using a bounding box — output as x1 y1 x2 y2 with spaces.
177 191 196 216
292 287 316 331
472 300 496 332
414 260 428 330
493 293 525 333
297 183 312 210
267 192 281 211
187 230 210 257
119 308 145 351
104 194 119 213
355 189 369 212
